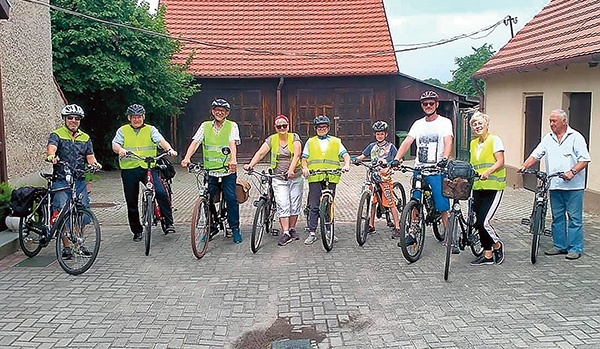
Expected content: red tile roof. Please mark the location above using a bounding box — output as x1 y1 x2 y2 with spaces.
160 0 399 78
475 0 600 79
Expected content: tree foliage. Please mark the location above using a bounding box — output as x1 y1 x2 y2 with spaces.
51 0 199 167
444 44 495 97
423 78 444 87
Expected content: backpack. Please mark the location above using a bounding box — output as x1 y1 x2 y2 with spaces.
156 157 176 180
9 187 46 217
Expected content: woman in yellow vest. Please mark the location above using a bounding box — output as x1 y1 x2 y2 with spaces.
244 114 303 246
469 112 506 266
301 115 351 245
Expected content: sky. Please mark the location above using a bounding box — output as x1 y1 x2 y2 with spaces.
141 0 550 83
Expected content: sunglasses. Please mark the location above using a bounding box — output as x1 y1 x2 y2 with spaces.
421 102 436 107
275 124 289 129
66 116 81 121
316 125 329 129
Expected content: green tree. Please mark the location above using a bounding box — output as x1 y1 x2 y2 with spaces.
445 44 495 97
51 0 199 167
423 78 444 87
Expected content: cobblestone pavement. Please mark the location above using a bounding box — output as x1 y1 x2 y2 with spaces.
1 164 600 348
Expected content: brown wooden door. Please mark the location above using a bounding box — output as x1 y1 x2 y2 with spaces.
523 96 543 191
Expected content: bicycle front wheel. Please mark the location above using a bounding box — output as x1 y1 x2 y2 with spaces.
530 206 544 264
444 212 459 281
19 216 44 258
356 191 371 246
55 207 101 275
143 193 153 256
251 198 269 253
320 195 335 252
393 182 407 212
191 196 211 259
399 200 425 263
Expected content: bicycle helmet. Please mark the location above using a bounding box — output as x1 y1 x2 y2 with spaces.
420 90 439 101
372 120 388 132
313 115 330 126
211 98 231 111
126 104 146 116
61 104 85 119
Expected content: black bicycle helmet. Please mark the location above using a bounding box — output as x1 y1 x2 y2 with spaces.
61 104 85 118
372 120 388 132
211 98 231 111
313 115 330 126
126 104 146 116
420 90 439 101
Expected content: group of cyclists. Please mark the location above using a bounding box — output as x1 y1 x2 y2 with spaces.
45 89 590 263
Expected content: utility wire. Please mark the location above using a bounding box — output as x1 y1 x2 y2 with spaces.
22 0 507 58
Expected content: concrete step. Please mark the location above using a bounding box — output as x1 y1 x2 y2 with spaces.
0 230 19 260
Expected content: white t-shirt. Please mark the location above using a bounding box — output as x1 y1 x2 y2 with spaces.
407 115 453 166
474 135 504 159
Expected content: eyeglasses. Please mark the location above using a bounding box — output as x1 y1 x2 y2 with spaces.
421 102 436 107
66 116 81 121
316 125 329 130
275 124 289 129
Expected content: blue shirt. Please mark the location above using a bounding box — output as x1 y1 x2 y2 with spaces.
531 126 591 190
361 141 398 163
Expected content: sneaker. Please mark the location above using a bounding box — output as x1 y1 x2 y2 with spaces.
232 228 242 244
452 246 460 255
544 247 567 255
133 232 142 242
404 235 416 245
368 226 376 235
278 233 292 246
493 241 505 264
78 246 93 257
61 247 73 260
164 224 176 234
289 228 300 240
565 252 581 260
470 255 494 266
226 230 233 238
304 234 318 245
391 228 401 239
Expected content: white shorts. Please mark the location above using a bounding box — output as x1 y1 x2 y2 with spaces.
272 176 304 217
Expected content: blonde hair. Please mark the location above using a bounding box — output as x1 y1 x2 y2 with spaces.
469 111 490 127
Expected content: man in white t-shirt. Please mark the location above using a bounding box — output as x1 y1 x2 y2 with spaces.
392 90 454 246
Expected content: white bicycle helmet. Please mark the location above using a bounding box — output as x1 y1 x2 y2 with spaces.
61 104 85 118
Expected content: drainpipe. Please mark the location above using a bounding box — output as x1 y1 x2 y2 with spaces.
276 76 284 115
471 76 485 111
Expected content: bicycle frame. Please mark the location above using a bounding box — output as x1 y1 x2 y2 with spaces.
402 165 442 232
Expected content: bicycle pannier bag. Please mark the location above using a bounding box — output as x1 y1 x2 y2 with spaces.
156 156 176 180
9 187 44 217
236 178 251 204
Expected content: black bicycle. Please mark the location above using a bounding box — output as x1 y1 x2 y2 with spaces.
354 160 406 246
397 165 444 263
520 169 564 264
246 169 287 253
17 161 101 275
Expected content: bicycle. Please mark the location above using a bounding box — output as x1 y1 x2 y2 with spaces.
246 168 288 253
17 161 101 275
520 169 564 264
188 147 231 259
306 169 343 252
354 160 406 246
443 171 483 281
397 164 444 263
126 151 174 256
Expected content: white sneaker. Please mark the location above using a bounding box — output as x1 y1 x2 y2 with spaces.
304 234 318 245
333 235 339 243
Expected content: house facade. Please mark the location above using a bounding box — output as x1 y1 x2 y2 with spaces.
0 0 64 185
475 0 600 211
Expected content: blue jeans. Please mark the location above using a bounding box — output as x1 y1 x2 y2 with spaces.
208 173 239 229
549 189 584 254
412 173 450 212
51 179 90 211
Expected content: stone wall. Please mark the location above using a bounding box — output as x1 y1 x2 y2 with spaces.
0 0 65 185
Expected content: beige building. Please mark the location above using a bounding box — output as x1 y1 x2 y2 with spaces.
475 0 599 212
0 0 65 185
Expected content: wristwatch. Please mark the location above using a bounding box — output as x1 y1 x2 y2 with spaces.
570 169 578 175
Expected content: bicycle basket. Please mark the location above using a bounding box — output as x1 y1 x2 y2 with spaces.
442 178 472 200
236 178 251 204
9 186 46 217
156 156 176 180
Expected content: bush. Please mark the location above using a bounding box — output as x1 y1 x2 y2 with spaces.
0 182 13 231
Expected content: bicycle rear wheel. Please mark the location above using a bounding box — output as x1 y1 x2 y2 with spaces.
356 191 371 246
444 212 459 281
530 206 544 264
191 196 211 259
320 195 334 252
251 198 268 253
143 193 153 256
399 200 425 263
19 214 44 257
55 207 101 275
393 182 407 212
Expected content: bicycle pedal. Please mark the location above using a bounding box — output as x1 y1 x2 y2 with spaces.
521 218 530 225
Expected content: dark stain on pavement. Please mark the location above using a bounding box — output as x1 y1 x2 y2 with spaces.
233 316 326 348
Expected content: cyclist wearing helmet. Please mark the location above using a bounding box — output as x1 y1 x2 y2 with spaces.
46 104 102 259
301 115 351 245
181 98 243 244
112 103 178 241
354 120 401 237
392 90 454 245
244 114 304 246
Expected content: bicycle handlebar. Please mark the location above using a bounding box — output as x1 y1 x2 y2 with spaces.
309 169 344 176
187 162 228 174
125 151 169 164
521 168 564 181
245 168 288 180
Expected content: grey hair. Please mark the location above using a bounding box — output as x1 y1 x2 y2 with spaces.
550 109 568 122
469 111 490 127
